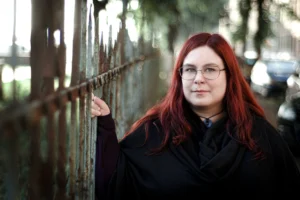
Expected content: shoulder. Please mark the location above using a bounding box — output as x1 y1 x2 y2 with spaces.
252 115 282 142
119 118 164 149
251 115 292 155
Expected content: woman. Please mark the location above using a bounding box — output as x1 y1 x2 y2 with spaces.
92 32 300 199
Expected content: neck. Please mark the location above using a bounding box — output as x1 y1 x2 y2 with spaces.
197 109 224 119
196 109 224 128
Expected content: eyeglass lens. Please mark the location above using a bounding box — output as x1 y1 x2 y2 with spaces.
180 66 221 80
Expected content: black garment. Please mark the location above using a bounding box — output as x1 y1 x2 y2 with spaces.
95 114 119 200
96 113 300 199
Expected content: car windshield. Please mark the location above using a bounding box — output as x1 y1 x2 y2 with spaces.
266 60 297 74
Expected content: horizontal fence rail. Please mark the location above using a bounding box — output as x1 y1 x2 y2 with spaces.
0 54 158 132
0 0 165 199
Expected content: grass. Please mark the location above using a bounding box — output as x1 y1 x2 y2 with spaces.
0 79 31 110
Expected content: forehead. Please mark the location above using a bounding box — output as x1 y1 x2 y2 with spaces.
183 46 223 66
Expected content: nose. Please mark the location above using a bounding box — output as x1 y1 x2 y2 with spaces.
194 70 205 83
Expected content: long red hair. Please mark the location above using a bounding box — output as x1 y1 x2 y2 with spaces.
124 32 265 154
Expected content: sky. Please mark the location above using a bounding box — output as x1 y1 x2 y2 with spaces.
0 0 138 49
0 0 138 82
0 0 31 49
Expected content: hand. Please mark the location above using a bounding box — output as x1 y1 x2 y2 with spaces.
91 93 110 118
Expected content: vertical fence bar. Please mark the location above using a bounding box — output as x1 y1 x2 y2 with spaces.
90 0 106 197
45 109 55 199
57 98 67 199
28 0 47 198
3 126 19 199
69 98 79 199
86 3 93 198
0 0 162 199
28 112 42 199
11 0 17 101
30 0 46 101
56 0 67 197
69 0 82 198
78 0 87 198
79 95 86 199
0 63 3 100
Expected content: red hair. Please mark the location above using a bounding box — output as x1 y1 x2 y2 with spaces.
124 32 265 155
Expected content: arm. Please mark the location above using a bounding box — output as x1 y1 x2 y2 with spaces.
273 135 300 193
264 121 300 194
91 95 120 199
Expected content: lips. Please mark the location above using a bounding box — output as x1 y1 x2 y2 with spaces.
193 89 208 92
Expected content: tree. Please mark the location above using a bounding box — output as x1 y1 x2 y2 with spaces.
232 0 300 58
128 0 227 55
232 0 252 54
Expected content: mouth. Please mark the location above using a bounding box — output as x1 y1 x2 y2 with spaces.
193 89 208 92
192 90 209 94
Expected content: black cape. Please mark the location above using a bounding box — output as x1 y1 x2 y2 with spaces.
96 112 300 199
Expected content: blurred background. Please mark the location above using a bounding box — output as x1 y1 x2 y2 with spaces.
0 0 300 199
1 0 300 122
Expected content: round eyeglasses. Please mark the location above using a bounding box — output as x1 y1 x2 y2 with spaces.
178 65 226 80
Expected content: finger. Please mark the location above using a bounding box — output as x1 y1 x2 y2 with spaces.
91 101 100 110
93 96 102 106
94 97 107 108
93 97 110 116
91 107 101 114
91 108 101 116
91 97 102 109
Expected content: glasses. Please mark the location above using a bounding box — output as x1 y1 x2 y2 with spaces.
178 65 226 80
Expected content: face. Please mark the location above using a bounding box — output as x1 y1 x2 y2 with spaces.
181 46 227 113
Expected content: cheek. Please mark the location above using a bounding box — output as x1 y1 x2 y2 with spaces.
219 86 227 98
214 81 227 98
216 75 227 91
182 81 191 95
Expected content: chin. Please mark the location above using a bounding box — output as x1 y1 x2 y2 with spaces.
190 101 210 108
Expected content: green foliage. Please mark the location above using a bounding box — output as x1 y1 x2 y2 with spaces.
139 0 179 24
232 0 251 43
0 79 31 111
275 2 300 21
137 0 180 52
178 0 227 36
129 0 228 53
254 0 273 55
232 0 300 57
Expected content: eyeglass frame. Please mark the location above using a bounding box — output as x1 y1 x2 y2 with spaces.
178 65 226 80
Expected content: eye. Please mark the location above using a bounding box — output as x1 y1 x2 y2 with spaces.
183 67 196 72
204 67 217 73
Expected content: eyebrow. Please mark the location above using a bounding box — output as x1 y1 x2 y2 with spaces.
182 63 219 68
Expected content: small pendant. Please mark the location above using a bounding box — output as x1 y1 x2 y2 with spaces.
204 118 212 128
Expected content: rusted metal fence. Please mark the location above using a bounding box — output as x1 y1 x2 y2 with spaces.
0 0 164 199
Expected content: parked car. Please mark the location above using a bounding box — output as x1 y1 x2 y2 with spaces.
277 63 300 157
250 59 298 97
286 62 300 96
236 51 258 84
